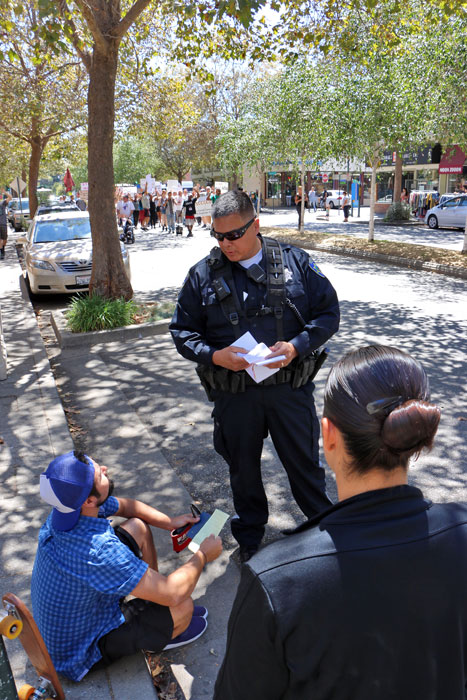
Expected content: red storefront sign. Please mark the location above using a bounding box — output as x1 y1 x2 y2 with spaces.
439 145 466 173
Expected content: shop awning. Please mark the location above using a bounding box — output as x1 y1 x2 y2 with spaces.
439 145 466 173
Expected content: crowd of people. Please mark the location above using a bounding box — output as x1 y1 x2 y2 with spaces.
115 184 223 238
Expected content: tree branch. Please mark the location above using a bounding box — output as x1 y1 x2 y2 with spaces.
114 0 152 40
74 0 110 54
44 121 87 140
55 0 92 71
0 119 31 143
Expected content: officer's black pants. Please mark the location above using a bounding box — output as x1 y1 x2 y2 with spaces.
212 381 331 548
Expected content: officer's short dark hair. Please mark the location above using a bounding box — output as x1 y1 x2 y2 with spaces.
212 191 254 222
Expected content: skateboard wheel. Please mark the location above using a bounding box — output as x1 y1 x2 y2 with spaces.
0 614 23 639
18 685 35 699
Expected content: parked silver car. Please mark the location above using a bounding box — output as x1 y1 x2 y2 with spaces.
18 211 131 295
10 198 30 231
425 194 467 230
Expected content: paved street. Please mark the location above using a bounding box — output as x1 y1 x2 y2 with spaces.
261 205 466 251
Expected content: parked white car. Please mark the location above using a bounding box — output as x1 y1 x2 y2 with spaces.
324 190 344 208
425 194 467 230
18 211 131 295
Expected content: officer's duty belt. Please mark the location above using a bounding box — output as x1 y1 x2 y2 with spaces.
196 350 327 401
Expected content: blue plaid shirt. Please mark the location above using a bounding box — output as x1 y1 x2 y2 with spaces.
31 497 148 681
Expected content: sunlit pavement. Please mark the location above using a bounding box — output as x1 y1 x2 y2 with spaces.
259 205 465 251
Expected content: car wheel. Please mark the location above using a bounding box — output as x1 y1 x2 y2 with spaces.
25 273 38 300
427 215 438 229
329 201 335 209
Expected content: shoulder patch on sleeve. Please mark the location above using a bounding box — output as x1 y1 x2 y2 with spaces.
309 260 325 278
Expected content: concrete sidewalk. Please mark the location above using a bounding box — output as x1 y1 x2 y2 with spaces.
0 234 239 699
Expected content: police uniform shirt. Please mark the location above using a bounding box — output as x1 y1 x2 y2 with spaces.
170 239 339 365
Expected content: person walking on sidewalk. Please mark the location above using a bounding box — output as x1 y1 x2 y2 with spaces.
214 344 467 700
170 190 339 563
308 186 318 213
182 192 197 237
166 191 176 234
31 450 222 682
342 189 351 222
0 192 12 260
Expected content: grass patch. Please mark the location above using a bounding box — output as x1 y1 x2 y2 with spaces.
262 227 467 269
66 295 175 333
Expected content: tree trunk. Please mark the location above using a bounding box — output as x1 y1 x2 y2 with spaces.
88 44 133 300
462 212 467 253
394 152 402 203
231 172 238 190
300 159 305 234
28 136 42 219
368 160 378 242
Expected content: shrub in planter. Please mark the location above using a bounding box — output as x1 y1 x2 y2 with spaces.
384 202 411 222
66 294 137 333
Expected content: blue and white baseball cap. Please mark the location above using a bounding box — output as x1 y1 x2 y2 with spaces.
40 451 95 531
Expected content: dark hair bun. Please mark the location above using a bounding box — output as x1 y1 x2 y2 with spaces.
381 400 441 454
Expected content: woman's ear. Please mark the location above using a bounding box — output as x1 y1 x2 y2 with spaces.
322 417 336 452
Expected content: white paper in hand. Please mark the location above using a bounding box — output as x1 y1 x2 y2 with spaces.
232 332 286 384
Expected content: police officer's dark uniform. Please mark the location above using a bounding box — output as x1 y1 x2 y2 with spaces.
170 234 340 556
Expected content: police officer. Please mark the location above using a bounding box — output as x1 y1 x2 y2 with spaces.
170 191 340 562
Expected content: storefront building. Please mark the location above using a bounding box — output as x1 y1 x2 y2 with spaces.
243 145 466 208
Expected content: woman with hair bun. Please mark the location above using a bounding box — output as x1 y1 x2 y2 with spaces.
215 345 467 700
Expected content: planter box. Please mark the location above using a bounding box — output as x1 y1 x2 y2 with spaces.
51 309 171 349
374 202 391 214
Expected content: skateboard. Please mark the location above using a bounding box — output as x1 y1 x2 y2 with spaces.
1 593 65 700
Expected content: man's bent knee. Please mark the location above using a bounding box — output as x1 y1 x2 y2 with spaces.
119 517 152 549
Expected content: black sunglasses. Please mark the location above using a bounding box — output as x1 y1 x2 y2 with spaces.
211 217 256 242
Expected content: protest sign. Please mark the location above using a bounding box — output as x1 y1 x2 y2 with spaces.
214 181 229 193
195 200 212 217
167 179 181 192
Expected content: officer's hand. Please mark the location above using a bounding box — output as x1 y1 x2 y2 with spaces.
199 534 223 563
170 514 200 530
265 341 298 369
212 346 250 372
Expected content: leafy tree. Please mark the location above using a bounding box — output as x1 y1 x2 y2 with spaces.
0 1 86 216
217 62 335 232
113 135 165 185
131 71 218 184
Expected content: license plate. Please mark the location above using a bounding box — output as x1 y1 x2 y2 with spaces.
76 275 91 286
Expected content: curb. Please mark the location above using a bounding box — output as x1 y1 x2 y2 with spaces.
50 310 171 349
306 243 467 279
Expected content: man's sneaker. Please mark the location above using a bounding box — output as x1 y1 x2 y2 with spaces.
163 616 207 650
193 605 208 620
0 250 4 259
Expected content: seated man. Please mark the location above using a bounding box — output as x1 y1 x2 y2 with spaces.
31 450 222 682
214 345 467 700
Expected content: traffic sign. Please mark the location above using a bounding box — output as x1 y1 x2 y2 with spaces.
322 173 329 183
9 177 26 195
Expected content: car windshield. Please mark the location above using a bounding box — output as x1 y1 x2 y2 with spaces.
33 218 91 243
11 199 29 211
